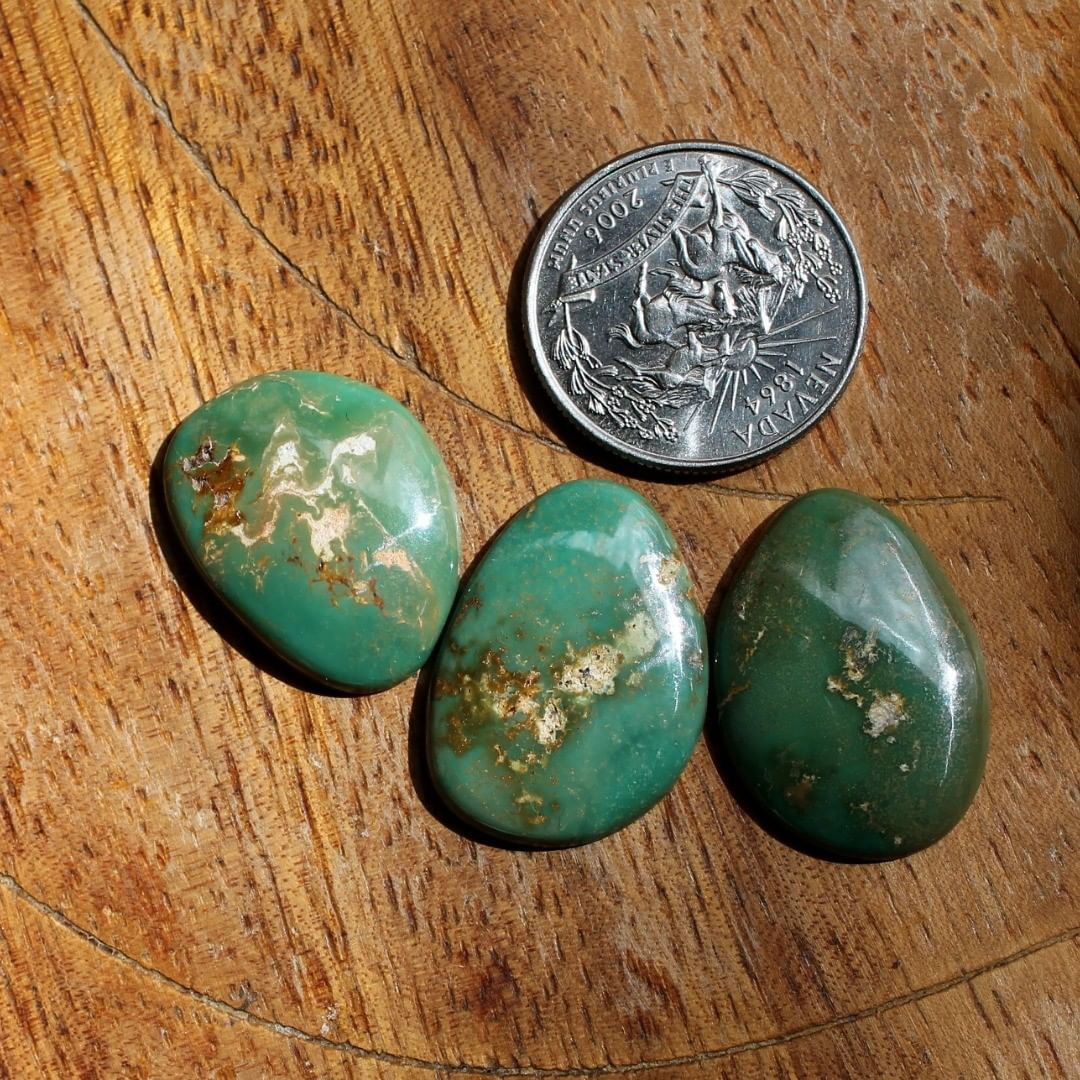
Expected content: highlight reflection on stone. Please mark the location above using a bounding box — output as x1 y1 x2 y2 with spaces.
713 488 989 860
427 479 708 847
163 370 460 692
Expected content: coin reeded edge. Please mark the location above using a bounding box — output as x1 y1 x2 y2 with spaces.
522 140 869 474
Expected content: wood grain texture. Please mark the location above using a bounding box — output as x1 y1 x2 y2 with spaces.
0 0 1076 1076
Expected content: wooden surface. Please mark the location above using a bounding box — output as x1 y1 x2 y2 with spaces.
0 1 1077 1076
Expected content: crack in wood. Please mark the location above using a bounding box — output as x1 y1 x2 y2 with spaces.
78 0 414 370
1 871 1074 1076
69 0 575 454
68 1 1008 512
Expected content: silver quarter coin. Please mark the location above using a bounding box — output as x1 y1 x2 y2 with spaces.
523 142 867 472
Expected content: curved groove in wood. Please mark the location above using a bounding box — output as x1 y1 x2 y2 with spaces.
69 0 1007 512
2 870 1074 1076
68 0 564 443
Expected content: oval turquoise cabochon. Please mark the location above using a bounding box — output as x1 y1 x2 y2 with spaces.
427 479 708 847
713 488 990 860
163 370 460 692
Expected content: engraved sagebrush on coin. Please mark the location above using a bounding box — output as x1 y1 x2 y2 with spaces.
523 143 867 471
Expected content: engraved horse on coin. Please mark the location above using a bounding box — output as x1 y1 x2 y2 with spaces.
550 154 844 442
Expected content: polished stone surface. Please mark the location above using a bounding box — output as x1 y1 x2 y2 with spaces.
164 370 460 692
713 488 989 860
428 480 707 846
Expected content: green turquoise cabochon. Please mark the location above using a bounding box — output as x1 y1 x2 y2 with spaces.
163 370 460 692
713 488 989 860
427 479 708 847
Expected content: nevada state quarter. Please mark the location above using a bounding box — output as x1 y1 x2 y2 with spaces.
523 142 867 472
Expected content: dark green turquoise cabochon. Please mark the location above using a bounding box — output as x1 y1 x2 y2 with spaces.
713 488 989 860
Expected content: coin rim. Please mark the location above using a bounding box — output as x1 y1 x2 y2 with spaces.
522 140 869 473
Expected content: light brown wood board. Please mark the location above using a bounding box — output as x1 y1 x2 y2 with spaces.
0 1 1077 1077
